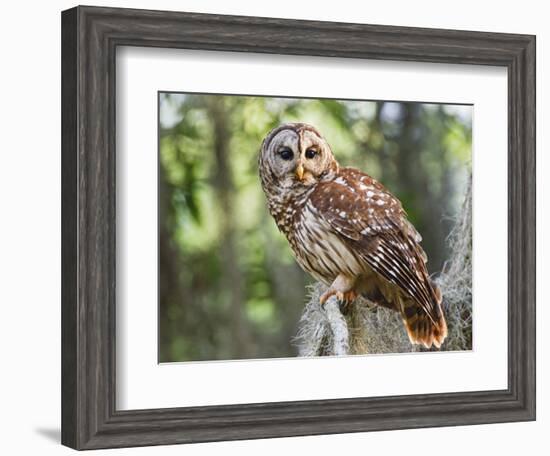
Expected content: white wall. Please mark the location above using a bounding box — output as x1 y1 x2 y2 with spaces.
0 1 546 454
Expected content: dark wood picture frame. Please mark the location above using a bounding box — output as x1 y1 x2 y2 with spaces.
61 5 536 450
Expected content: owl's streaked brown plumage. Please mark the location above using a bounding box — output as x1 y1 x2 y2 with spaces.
259 122 447 349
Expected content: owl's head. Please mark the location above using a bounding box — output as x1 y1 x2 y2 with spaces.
259 123 338 196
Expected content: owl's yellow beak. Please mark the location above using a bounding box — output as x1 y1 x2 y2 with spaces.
295 163 305 181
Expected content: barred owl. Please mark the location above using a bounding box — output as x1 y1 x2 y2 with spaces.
259 122 447 349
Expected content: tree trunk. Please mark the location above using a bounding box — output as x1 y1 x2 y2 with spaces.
209 97 252 358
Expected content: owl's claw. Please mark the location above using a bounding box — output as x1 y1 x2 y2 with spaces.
320 289 358 312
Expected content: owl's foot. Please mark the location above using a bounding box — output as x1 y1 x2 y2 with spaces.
320 274 358 314
320 289 358 312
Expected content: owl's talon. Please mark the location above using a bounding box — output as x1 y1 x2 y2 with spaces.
320 289 357 309
342 290 358 303
319 289 337 306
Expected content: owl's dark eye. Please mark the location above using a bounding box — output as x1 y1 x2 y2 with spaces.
278 147 294 161
305 148 317 159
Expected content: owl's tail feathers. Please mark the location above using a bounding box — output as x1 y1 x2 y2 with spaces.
401 284 447 349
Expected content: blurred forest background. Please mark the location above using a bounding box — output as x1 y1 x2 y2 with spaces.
158 92 472 363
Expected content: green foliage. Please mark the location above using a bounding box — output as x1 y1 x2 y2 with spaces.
158 93 472 362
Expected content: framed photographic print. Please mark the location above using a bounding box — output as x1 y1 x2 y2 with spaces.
61 5 536 450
